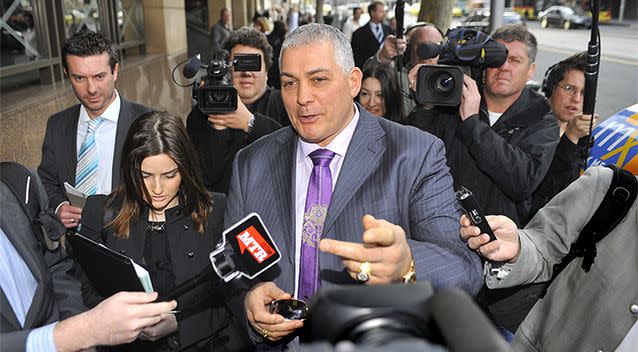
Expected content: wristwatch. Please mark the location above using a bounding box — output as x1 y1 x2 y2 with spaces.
246 114 256 134
402 259 416 284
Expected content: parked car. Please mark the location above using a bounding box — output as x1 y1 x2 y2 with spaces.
538 6 592 30
461 8 525 32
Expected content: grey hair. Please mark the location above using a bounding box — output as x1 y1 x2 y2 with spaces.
280 23 355 74
491 24 538 64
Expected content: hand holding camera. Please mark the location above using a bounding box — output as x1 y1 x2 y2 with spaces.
245 282 304 342
459 75 481 120
207 95 252 131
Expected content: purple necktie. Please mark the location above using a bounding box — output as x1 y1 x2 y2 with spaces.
299 149 336 301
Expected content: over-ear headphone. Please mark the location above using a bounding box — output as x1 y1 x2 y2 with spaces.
404 22 444 65
541 63 559 98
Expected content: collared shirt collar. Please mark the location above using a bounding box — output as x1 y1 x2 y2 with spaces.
297 103 360 161
78 90 121 125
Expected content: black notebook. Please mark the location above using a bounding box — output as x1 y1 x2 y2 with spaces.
68 233 153 298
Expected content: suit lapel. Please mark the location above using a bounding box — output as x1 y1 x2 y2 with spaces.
66 105 81 185
323 109 386 234
271 130 297 266
0 287 20 329
112 98 134 188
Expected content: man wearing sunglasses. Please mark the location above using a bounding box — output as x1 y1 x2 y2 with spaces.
529 52 599 218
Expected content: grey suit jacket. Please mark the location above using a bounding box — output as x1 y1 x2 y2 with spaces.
224 107 483 344
37 97 152 209
0 170 86 351
486 166 638 351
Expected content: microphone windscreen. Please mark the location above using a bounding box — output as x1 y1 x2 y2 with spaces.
429 288 510 352
416 42 442 60
183 56 202 79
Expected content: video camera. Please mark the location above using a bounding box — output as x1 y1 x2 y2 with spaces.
415 27 508 107
182 50 261 114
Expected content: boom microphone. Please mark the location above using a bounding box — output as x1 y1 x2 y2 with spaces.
183 54 202 79
416 42 442 60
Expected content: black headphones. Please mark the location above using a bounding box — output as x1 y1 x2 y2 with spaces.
541 63 559 98
404 22 445 65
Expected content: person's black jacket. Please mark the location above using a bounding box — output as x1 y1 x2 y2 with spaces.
187 88 289 194
77 193 251 351
529 131 589 219
408 87 559 227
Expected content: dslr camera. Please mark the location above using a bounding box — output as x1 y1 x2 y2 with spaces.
183 50 261 114
415 27 508 107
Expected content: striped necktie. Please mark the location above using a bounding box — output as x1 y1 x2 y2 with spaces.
374 23 384 44
75 117 105 195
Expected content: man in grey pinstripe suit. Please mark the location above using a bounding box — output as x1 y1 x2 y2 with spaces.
223 23 483 348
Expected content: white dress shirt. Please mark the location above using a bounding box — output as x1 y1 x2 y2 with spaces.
293 104 360 298
76 90 121 195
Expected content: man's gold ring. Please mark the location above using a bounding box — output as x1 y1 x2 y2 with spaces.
357 261 371 282
260 327 269 338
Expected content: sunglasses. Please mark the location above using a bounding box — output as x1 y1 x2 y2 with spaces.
268 299 309 320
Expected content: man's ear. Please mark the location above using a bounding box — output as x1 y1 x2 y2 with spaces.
349 67 363 98
527 62 537 81
112 63 120 82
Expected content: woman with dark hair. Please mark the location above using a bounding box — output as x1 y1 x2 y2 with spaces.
357 63 405 123
77 111 249 351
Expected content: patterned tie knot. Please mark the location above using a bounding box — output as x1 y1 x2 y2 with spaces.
87 117 105 133
309 149 336 167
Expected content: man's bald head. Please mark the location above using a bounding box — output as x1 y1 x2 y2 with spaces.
408 25 444 66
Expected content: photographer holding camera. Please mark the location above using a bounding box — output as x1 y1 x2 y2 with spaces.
187 27 289 194
407 25 560 332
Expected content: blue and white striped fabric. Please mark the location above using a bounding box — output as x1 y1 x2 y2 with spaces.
0 226 37 327
75 117 105 195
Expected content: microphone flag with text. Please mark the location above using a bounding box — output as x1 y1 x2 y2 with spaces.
160 213 280 301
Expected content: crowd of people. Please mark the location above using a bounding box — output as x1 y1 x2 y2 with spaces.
3 1 634 352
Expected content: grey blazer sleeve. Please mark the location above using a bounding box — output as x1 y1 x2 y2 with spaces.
486 166 613 288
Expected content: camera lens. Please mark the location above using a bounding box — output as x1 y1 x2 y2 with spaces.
209 89 229 103
430 72 455 96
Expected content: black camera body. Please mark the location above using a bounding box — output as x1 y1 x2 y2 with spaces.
415 28 508 107
188 51 262 114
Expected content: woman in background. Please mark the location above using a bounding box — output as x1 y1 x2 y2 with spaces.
357 62 405 123
78 111 249 351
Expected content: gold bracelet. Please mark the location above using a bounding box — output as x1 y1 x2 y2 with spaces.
402 259 416 284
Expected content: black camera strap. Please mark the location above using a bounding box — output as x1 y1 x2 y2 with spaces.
540 164 637 298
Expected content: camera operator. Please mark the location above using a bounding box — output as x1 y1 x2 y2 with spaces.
407 24 560 333
187 27 289 194
461 166 638 351
369 22 444 115
529 52 599 219
407 24 559 228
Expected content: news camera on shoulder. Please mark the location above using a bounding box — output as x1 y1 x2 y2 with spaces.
182 51 261 114
414 27 508 107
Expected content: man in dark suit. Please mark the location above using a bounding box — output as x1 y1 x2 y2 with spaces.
223 23 482 348
38 30 152 229
0 163 176 350
351 1 392 68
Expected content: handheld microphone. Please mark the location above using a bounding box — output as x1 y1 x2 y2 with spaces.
159 213 281 301
183 54 202 79
416 42 442 60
